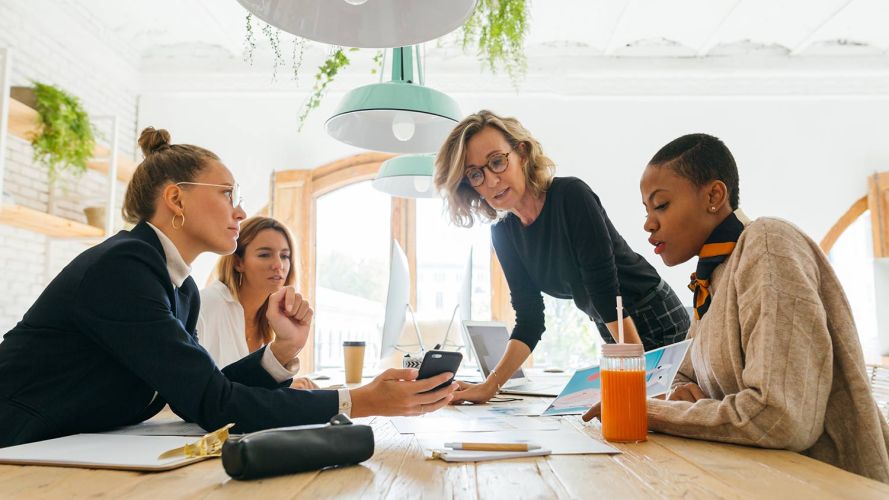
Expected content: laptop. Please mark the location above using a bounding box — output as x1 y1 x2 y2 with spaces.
462 320 566 397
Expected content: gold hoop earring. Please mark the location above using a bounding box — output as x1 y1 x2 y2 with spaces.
172 213 185 229
238 273 243 288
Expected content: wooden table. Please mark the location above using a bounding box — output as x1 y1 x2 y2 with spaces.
2 403 888 499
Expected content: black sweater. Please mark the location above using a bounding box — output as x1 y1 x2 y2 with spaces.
491 177 662 350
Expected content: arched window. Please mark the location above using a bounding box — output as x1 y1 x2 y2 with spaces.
271 154 501 372
821 172 889 364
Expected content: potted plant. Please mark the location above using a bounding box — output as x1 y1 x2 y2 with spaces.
11 82 96 181
11 82 100 223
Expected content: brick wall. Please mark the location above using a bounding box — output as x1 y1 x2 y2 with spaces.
0 0 140 332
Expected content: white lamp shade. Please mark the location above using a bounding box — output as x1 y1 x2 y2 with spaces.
236 0 478 48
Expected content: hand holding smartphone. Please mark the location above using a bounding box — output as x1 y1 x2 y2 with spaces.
417 350 463 393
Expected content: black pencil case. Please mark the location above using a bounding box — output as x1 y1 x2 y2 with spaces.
221 414 374 480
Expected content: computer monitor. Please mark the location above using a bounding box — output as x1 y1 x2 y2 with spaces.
440 247 472 350
379 239 424 359
459 247 472 323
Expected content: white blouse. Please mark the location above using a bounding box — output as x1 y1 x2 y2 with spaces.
197 280 352 415
196 281 250 367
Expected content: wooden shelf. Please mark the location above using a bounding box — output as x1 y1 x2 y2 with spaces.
0 204 104 238
7 96 136 182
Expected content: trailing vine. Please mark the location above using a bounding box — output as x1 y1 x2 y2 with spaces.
461 0 529 84
291 36 306 81
296 47 357 131
370 50 384 76
244 13 256 66
261 22 284 80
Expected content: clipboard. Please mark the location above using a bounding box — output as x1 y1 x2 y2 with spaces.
0 434 214 472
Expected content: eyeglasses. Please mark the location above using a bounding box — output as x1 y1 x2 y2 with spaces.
176 182 243 208
464 151 511 187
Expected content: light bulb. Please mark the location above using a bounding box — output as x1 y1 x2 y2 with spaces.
412 175 432 194
343 0 368 5
392 112 415 142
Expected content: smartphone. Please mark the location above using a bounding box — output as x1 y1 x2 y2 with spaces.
417 350 463 393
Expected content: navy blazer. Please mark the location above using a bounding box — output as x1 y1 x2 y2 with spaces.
0 221 337 447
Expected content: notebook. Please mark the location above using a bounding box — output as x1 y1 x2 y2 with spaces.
0 434 213 471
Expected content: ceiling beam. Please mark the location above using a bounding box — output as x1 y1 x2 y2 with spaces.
791 0 856 55
697 0 744 57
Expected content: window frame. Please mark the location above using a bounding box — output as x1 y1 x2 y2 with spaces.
271 154 512 373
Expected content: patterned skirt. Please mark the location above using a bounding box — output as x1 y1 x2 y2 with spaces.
594 279 691 351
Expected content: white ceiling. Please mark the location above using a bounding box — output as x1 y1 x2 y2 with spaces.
79 0 889 57
67 0 889 93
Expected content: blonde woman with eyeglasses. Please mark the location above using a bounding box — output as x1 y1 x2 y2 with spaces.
434 110 689 405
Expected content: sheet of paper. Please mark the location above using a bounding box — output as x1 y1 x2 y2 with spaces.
0 434 204 470
542 339 692 416
453 401 552 417
390 414 561 434
417 424 620 455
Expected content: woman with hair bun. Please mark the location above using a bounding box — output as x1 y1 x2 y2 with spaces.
0 127 456 447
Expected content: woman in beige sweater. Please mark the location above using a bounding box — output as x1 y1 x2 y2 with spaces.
585 133 889 483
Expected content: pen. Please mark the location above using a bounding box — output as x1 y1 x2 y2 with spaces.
443 442 541 452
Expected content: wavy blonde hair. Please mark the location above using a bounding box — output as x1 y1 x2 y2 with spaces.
215 216 297 346
434 110 555 228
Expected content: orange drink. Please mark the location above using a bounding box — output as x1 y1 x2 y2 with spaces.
601 369 648 442
600 342 648 443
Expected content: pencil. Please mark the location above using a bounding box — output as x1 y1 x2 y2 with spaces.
443 442 541 452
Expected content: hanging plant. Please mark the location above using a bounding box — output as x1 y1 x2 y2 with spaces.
245 13 305 82
370 50 384 76
244 13 256 66
28 82 96 181
291 36 307 81
241 1 531 128
297 47 357 131
461 0 529 84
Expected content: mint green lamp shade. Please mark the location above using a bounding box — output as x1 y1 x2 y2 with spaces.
326 81 461 154
373 154 438 198
235 0 477 48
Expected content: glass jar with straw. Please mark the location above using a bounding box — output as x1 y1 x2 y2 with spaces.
600 296 648 442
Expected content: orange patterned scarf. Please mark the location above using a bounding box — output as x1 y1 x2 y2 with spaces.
688 212 745 320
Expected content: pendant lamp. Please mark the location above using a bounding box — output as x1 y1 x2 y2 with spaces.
373 153 438 198
236 0 478 48
326 46 461 154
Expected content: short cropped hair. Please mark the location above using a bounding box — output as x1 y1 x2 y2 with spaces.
648 133 740 209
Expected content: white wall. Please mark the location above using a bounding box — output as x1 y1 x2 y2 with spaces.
0 1 139 332
138 91 889 301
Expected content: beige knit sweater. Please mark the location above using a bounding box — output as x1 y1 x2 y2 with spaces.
648 216 889 483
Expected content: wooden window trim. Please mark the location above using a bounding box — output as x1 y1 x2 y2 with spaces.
270 153 507 373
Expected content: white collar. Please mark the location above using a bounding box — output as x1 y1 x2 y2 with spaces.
211 280 239 304
145 221 192 288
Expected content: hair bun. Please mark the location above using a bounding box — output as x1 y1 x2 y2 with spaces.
138 127 172 156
